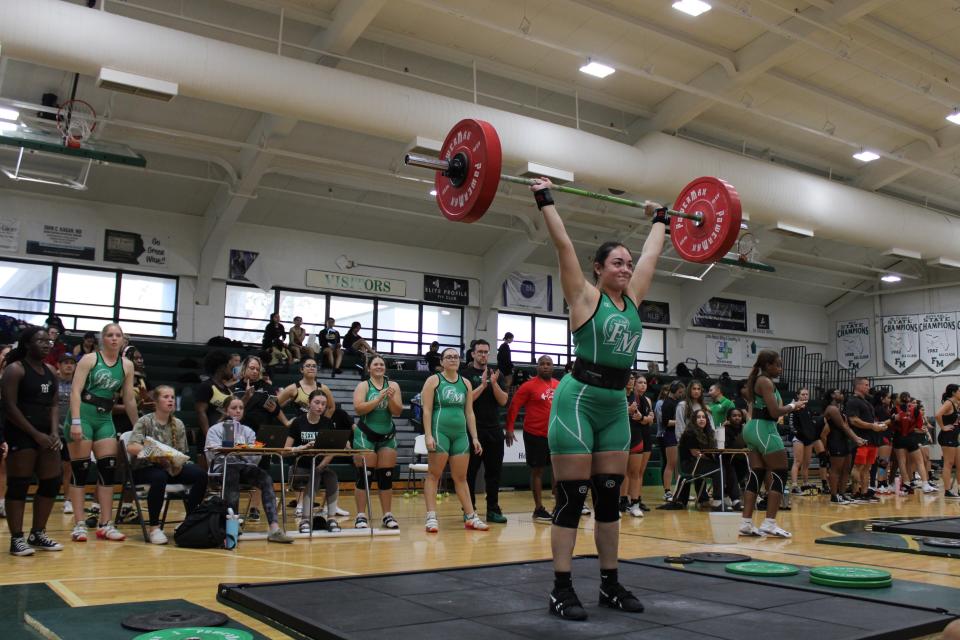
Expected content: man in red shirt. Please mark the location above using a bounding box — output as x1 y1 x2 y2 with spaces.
506 355 559 522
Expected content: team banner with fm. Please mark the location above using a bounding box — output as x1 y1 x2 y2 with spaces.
918 312 958 373
836 318 871 371
882 315 920 374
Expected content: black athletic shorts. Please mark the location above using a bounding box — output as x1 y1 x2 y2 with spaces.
792 430 819 447
660 430 678 448
523 431 550 468
893 432 919 452
639 423 654 453
827 435 850 458
939 428 959 448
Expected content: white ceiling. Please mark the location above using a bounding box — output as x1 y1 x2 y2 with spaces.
3 0 960 308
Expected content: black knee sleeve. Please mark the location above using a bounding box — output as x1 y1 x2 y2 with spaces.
745 468 761 494
355 467 375 490
552 479 590 529
377 467 393 491
769 468 788 494
96 456 117 486
818 452 831 469
590 474 624 523
36 476 61 498
70 458 92 488
5 476 31 501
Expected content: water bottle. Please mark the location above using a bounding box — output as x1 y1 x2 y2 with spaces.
225 508 239 549
221 420 235 448
232 418 241 447
716 426 726 450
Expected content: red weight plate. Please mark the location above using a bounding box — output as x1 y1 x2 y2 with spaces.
435 119 502 223
670 177 742 263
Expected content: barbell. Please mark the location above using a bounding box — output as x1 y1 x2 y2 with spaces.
405 118 755 266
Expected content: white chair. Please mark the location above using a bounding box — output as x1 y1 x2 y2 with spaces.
117 431 189 542
405 434 449 498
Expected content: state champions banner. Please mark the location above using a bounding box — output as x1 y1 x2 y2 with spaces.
882 315 920 374
919 312 958 373
836 318 870 371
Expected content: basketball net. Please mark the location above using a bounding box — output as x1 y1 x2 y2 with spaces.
56 99 97 149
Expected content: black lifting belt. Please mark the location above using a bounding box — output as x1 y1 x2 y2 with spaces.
572 358 631 390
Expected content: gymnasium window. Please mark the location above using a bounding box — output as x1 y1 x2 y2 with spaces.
0 259 178 337
224 283 464 355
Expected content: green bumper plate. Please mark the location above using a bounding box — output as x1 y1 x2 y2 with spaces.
133 628 254 640
725 561 799 576
810 566 892 582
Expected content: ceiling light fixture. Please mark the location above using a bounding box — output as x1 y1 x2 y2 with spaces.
880 274 902 283
429 189 437 196
0 107 19 122
672 0 712 17
0 121 18 133
947 110 960 125
579 59 616 79
853 149 880 162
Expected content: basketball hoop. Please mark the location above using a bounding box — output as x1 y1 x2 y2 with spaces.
56 99 97 149
737 233 757 263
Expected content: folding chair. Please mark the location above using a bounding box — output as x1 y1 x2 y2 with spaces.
116 431 190 542
404 434 448 498
667 456 719 508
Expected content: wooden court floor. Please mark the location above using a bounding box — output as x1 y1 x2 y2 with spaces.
1 488 958 639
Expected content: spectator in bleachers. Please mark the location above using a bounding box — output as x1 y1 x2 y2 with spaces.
343 322 376 362
45 315 65 335
226 353 242 387
623 373 653 516
261 313 286 350
277 357 336 418
3 326 64 556
205 397 293 543
497 332 514 388
423 341 442 372
195 351 234 438
232 356 290 433
126 385 207 545
72 332 97 359
288 316 312 362
43 326 67 368
266 339 293 374
319 317 343 375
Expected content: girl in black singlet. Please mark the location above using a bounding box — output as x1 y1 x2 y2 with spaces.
821 389 865 505
935 384 960 498
2 327 63 555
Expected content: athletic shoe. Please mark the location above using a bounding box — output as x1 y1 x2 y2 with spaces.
658 502 685 510
354 514 369 529
791 486 802 495
619 496 630 513
944 490 960 499
581 505 592 516
247 507 261 522
663 490 673 502
147 528 168 545
382 513 399 529
0 501 6 517
638 501 651 512
87 503 100 515
71 523 88 542
549 586 587 621
96 522 126 541
486 510 507 524
922 482 938 494
295 505 304 519
326 519 341 533
10 536 34 556
425 512 439 533
62 501 74 515
533 506 553 522
731 500 744 511
739 522 765 537
267 529 294 544
628 502 644 518
599 583 644 612
299 520 311 533
116 505 141 525
465 513 489 530
28 530 63 551
759 521 792 538
333 506 350 517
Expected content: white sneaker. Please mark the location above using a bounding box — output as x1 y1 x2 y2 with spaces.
759 521 792 538
334 507 350 517
295 505 304 519
63 501 74 515
922 483 938 494
148 528 168 545
71 523 88 542
628 503 644 518
581 505 592 516
96 522 126 541
425 512 439 533
739 522 765 537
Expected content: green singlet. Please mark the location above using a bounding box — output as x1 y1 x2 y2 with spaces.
65 351 124 442
549 292 642 455
430 372 470 456
743 377 785 455
353 377 397 451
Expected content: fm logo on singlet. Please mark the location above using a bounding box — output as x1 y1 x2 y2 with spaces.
442 386 465 404
602 315 641 356
91 368 122 391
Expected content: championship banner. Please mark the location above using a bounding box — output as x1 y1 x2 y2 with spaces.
706 334 743 367
919 312 958 373
836 318 870 371
503 272 552 311
882 315 920 374
230 249 274 292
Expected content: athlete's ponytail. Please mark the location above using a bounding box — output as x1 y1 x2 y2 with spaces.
943 384 959 403
745 349 779 403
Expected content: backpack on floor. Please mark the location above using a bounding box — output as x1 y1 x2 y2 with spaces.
174 496 227 548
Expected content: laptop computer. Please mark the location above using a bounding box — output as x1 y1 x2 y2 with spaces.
257 424 290 448
311 429 352 450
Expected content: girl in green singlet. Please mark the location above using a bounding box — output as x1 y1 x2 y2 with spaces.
66 323 139 543
419 348 487 533
351 355 402 530
531 177 665 621
740 349 805 538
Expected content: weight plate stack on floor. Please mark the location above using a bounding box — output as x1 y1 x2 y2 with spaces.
687 552 752 563
810 576 893 589
725 561 800 577
810 566 892 582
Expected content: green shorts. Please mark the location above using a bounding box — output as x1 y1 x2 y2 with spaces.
63 402 117 442
352 429 397 452
432 426 469 456
743 419 785 455
547 375 629 455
